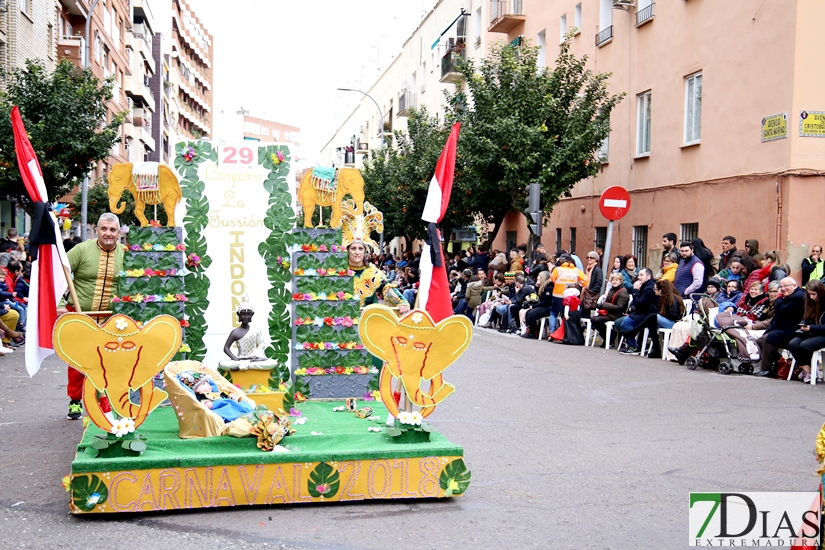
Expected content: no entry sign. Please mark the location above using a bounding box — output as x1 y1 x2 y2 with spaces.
599 186 631 221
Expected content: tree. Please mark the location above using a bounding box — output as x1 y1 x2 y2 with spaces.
0 59 126 204
443 36 625 248
362 106 474 251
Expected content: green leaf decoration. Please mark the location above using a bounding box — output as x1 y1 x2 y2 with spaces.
438 459 471 497
307 462 340 499
294 376 310 397
386 427 402 437
71 474 109 512
130 440 147 453
91 439 110 450
84 446 99 458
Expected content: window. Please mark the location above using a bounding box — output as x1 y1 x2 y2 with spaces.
575 4 582 32
632 226 648 268
20 0 29 14
506 231 518 255
555 228 562 253
261 127 269 136
569 227 577 254
594 227 607 251
636 0 654 26
598 134 609 162
48 23 54 58
537 30 546 69
560 14 567 43
474 8 481 46
94 32 102 63
599 0 612 31
636 91 652 156
680 223 699 243
684 72 702 145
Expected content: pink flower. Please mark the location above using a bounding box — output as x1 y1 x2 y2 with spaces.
289 407 302 417
316 483 330 495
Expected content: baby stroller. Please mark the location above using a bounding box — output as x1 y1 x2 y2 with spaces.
684 294 740 374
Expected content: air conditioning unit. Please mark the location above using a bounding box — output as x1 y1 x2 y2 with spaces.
612 0 635 9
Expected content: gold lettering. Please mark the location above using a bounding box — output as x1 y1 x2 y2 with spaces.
108 472 138 512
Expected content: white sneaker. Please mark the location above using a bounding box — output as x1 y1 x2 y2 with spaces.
0 346 13 354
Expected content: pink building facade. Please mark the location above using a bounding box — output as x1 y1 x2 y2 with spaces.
489 0 825 274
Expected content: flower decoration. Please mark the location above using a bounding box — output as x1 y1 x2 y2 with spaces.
288 407 302 417
397 411 423 426
87 492 102 507
294 366 376 376
115 318 128 331
149 220 161 228
181 145 196 163
363 392 374 401
142 243 153 251
294 392 307 402
411 312 424 324
110 417 136 437
186 253 201 268
179 343 191 353
130 244 141 252
277 256 290 269
271 150 285 165
62 475 71 492
370 390 381 401
180 319 190 328
368 427 381 432
295 341 364 351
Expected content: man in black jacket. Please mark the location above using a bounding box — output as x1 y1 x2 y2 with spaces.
619 268 659 355
499 273 535 333
754 277 806 376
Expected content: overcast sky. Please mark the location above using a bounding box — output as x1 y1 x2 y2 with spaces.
187 0 438 167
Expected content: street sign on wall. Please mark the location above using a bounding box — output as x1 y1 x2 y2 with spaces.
761 113 788 142
800 111 825 137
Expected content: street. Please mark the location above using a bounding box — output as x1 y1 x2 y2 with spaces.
2 328 824 549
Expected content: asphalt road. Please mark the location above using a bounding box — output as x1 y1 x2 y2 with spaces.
2 327 825 549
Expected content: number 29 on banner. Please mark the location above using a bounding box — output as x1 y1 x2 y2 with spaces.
219 144 255 166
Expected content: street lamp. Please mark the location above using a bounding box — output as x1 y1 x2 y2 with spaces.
336 88 385 149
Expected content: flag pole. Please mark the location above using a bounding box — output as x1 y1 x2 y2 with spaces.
61 264 81 313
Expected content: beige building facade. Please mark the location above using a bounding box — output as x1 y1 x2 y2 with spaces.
171 0 212 140
489 0 825 275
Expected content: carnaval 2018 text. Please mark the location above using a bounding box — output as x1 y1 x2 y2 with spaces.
102 457 447 511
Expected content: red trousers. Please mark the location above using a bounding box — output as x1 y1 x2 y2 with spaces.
65 305 111 413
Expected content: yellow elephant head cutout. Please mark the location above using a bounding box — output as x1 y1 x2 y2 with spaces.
53 314 182 432
358 306 473 418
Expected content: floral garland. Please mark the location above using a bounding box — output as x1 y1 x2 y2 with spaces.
295 366 376 376
299 244 343 253
294 316 358 327
130 243 187 252
271 150 285 165
276 256 290 269
112 293 188 303
186 253 201 268
181 145 196 162
292 291 354 301
293 268 354 277
119 268 181 277
295 342 364 351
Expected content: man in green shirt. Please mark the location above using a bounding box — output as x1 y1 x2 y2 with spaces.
65 213 124 420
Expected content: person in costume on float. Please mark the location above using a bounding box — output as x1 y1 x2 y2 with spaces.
218 295 279 370
340 200 410 313
65 213 125 420
178 370 255 422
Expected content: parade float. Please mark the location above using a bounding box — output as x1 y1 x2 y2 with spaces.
60 140 472 513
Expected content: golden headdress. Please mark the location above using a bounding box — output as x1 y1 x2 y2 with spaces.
340 199 383 252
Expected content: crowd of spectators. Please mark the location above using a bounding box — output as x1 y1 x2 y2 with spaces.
448 232 825 385
0 228 32 355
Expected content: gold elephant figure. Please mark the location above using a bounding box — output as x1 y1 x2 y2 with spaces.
108 162 182 227
53 313 182 432
298 167 365 228
358 306 473 418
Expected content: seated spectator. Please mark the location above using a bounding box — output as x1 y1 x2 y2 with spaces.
3 260 25 331
610 255 622 275
0 228 19 254
530 243 548 269
401 267 419 305
801 245 823 285
462 275 496 322
744 239 763 263
715 280 742 311
521 271 553 339
717 261 745 284
718 236 738 271
761 250 789 283
451 269 472 315
620 255 638 293
581 251 604 317
547 254 588 333
754 277 805 377
619 268 659 355
788 279 825 383
592 273 629 348
656 252 679 282
674 241 705 298
624 279 685 359
501 273 535 333
509 248 524 273
478 274 509 327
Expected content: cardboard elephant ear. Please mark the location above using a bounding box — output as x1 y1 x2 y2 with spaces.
54 313 182 422
423 314 473 380
358 305 402 374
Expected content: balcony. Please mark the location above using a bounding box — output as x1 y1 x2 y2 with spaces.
132 24 153 51
635 3 654 26
440 39 466 84
356 139 368 154
58 35 85 66
489 0 525 33
595 25 613 47
397 90 414 117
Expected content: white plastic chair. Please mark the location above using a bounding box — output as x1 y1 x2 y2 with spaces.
582 318 592 346
617 327 652 356
538 316 551 339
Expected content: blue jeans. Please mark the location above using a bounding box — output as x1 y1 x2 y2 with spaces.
495 304 510 326
403 289 417 305
6 302 24 327
657 315 676 330
619 316 640 347
547 297 565 333
453 299 468 316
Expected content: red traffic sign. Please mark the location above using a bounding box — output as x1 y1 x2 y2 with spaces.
599 186 631 221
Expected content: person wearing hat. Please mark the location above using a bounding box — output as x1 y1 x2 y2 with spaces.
340 200 409 312
705 279 722 301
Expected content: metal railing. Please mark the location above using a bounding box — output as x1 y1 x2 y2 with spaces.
398 90 414 114
595 25 613 47
441 40 466 80
636 3 654 26
490 0 523 24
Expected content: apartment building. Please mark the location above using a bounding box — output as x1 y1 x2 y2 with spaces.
489 0 825 273
242 114 300 157
123 0 157 164
320 0 494 168
170 0 212 140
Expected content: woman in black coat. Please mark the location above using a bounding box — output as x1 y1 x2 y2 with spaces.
788 279 825 383
591 272 629 347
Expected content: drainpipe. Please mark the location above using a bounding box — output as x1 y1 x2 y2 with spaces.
775 175 782 250
81 0 101 240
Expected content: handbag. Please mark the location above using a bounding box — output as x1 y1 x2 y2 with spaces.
581 287 600 310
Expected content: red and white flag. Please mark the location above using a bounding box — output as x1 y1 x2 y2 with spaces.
11 106 71 376
417 122 460 323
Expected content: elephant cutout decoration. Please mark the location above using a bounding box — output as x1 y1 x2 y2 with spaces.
53 313 182 432
298 166 365 228
358 306 473 419
108 162 182 227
